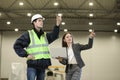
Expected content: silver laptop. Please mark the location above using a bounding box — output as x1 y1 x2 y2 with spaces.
49 47 67 59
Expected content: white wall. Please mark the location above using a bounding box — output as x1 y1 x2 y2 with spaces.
0 31 120 80
0 31 27 79
0 32 2 78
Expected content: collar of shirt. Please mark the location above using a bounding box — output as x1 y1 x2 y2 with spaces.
33 28 44 39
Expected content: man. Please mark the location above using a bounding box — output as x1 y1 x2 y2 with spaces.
13 14 62 80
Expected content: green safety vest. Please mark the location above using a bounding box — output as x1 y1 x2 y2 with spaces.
26 29 51 59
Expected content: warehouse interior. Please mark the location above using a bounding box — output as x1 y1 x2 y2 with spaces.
0 0 120 80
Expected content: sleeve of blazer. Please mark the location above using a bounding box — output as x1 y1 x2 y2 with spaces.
59 58 68 65
80 38 93 50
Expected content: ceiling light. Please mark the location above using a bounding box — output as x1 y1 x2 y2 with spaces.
64 29 68 32
19 2 24 6
61 22 65 25
117 22 120 25
6 21 11 25
114 29 118 33
54 2 59 6
27 13 32 17
89 2 93 6
58 13 63 17
89 13 93 17
89 29 93 32
89 22 93 25
15 28 19 32
0 13 1 16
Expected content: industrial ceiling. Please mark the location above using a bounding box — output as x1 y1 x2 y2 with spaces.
0 0 120 32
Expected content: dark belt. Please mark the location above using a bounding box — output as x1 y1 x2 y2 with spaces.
67 64 78 69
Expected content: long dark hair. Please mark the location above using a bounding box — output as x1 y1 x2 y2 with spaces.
62 32 73 47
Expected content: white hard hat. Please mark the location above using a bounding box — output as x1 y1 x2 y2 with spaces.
31 14 45 23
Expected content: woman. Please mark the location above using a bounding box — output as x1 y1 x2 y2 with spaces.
57 31 95 80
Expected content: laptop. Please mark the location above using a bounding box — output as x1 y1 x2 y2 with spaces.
49 47 67 59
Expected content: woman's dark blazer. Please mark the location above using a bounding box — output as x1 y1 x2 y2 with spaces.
60 38 93 73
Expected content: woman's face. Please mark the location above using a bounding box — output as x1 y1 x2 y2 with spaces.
64 33 73 44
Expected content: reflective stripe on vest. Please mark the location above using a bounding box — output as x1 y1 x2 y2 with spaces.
26 29 51 59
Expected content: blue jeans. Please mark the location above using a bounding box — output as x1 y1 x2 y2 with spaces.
27 67 45 80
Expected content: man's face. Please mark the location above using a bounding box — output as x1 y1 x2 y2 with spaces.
34 18 44 29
